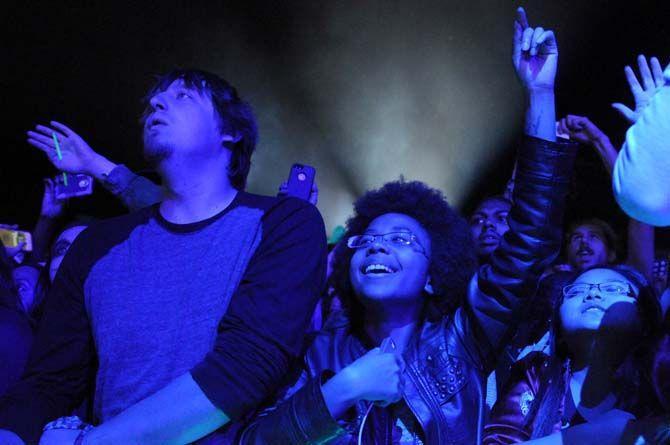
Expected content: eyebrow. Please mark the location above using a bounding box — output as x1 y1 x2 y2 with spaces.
363 226 414 234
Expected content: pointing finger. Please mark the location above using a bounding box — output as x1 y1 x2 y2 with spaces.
516 7 529 29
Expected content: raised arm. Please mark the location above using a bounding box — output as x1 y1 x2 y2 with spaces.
27 121 162 211
458 8 576 367
31 179 65 263
612 58 670 226
512 7 557 142
557 115 655 281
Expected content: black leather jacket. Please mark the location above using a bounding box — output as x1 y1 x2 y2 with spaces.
239 136 577 445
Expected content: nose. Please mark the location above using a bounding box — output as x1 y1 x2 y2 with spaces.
366 238 390 255
584 286 603 301
482 218 495 230
149 92 167 111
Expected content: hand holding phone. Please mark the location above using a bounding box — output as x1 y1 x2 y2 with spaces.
54 173 93 200
0 228 33 252
280 163 317 204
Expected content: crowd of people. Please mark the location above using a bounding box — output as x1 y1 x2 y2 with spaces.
0 6 669 445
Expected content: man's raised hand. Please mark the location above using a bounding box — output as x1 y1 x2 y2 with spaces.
512 7 558 92
27 121 107 177
612 55 666 124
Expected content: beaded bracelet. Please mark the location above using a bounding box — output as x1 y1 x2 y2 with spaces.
43 416 94 444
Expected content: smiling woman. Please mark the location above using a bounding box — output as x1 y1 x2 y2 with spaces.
484 264 664 444
240 120 577 444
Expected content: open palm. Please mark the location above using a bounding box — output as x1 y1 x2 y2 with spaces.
27 121 96 175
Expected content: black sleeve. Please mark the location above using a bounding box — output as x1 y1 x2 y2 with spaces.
458 136 578 370
0 230 97 444
239 374 346 445
190 198 327 420
100 164 162 212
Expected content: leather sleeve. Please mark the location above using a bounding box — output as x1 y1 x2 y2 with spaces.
459 135 578 371
482 353 546 444
238 373 346 445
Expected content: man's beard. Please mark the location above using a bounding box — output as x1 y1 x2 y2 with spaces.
143 137 173 167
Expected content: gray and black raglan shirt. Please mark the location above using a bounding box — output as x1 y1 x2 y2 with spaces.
0 192 327 444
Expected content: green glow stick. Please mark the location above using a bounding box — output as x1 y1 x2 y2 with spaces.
51 132 68 186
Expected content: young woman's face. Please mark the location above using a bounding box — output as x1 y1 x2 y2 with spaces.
560 268 641 336
349 213 432 304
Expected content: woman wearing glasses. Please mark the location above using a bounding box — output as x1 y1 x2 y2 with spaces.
240 126 577 443
483 265 663 444
239 8 577 444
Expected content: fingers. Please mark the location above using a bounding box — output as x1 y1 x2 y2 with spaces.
50 121 75 137
637 54 655 91
27 137 53 154
27 130 56 147
529 27 544 56
650 56 665 88
512 20 523 65
624 65 644 97
557 118 569 136
521 27 534 52
536 30 557 54
33 124 66 139
566 115 587 130
516 7 529 29
611 103 636 122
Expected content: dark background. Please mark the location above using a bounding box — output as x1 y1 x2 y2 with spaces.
3 0 669 251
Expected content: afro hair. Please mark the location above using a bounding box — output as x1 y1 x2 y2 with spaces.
330 179 477 325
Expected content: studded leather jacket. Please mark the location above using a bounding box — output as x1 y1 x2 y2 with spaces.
239 136 577 445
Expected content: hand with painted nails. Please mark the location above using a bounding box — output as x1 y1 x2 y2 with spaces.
612 55 667 124
27 121 116 180
512 7 558 93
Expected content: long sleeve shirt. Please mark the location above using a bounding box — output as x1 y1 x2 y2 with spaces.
0 192 327 444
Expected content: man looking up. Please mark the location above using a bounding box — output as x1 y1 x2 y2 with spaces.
469 196 512 262
0 70 327 444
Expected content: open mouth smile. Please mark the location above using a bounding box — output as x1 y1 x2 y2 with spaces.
362 263 398 276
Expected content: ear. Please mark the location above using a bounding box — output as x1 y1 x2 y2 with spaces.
424 276 434 295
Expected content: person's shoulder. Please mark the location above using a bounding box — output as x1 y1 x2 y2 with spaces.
66 206 156 256
237 191 316 213
237 191 324 229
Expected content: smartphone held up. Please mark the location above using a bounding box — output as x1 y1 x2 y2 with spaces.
54 173 93 200
283 163 316 203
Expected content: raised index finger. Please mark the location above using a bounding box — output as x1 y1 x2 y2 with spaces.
516 7 530 29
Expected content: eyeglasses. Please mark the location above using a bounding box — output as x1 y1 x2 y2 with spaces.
347 231 428 256
562 280 636 299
